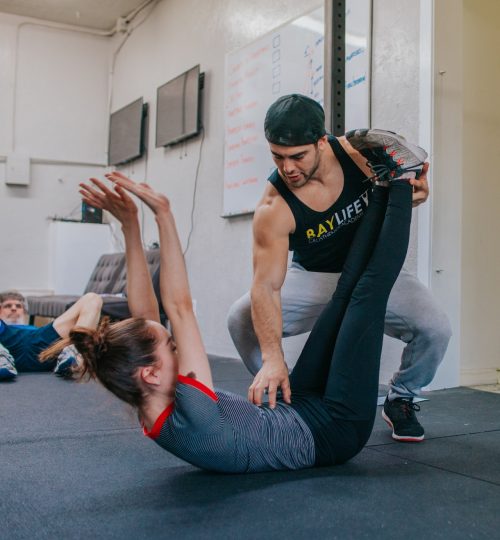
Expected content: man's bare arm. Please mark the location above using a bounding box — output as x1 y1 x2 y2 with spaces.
248 196 293 408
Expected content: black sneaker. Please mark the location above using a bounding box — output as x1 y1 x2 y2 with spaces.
382 396 425 442
346 128 428 182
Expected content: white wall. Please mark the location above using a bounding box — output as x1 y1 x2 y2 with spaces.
460 0 500 385
427 0 500 388
422 0 464 390
0 13 109 293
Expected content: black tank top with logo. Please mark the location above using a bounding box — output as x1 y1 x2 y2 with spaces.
268 136 371 273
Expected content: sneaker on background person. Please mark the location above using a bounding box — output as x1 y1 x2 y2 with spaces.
0 343 17 380
53 345 80 378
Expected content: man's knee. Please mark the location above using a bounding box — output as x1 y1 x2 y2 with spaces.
227 293 252 337
388 273 452 347
423 308 452 348
404 305 452 353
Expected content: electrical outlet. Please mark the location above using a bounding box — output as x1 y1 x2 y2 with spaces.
6 154 30 186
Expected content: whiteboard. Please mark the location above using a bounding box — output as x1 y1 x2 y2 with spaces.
222 2 371 217
223 6 325 217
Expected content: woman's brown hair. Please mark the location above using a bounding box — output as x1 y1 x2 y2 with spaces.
41 317 159 409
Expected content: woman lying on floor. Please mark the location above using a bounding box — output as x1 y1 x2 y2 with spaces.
42 169 413 473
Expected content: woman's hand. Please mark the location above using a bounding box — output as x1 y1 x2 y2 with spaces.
79 177 138 225
105 171 170 216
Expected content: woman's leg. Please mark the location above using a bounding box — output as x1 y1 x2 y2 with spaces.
289 186 389 394
322 181 413 430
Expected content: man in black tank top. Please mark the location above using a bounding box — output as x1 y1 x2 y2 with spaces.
227 94 451 443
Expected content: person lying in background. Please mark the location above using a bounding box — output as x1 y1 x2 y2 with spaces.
0 290 101 381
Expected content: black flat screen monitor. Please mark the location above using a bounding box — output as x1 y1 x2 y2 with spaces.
108 97 147 166
156 65 201 147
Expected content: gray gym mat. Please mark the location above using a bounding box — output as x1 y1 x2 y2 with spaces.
1 357 499 540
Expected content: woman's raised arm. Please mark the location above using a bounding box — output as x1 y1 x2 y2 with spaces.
79 177 160 323
108 173 214 391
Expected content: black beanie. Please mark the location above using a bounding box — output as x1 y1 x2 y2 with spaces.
264 94 326 146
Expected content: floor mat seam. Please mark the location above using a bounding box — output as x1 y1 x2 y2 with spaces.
366 446 500 487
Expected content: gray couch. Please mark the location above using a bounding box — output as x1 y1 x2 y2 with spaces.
27 250 165 323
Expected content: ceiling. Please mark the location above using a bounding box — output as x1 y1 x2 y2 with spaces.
0 0 150 32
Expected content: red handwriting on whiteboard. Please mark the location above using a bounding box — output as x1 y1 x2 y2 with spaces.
242 177 258 185
241 135 258 145
227 126 241 135
225 159 240 169
244 66 259 79
228 78 243 88
229 62 242 74
228 91 243 103
228 106 242 117
224 181 241 189
249 46 270 60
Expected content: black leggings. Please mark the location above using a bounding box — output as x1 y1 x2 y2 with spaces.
288 181 413 466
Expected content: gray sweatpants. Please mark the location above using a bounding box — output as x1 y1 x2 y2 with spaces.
227 263 452 400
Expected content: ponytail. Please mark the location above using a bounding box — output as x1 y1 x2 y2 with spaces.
40 317 159 409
